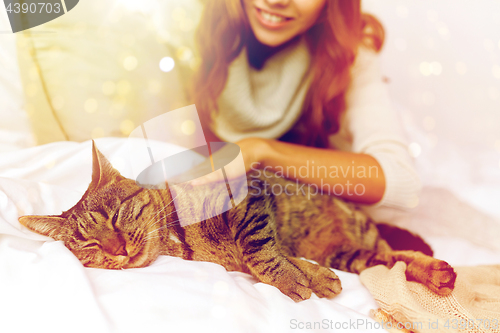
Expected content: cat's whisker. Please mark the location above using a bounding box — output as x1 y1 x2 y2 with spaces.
142 183 190 229
143 204 196 231
143 222 178 237
145 218 182 235
145 211 192 237
140 221 183 243
140 235 163 243
140 216 208 244
141 220 179 236
142 206 179 230
140 215 201 244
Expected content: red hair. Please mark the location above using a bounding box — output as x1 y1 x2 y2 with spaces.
192 0 385 147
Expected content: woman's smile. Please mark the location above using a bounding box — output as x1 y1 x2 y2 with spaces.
254 7 294 29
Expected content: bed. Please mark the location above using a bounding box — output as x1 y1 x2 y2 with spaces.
1 140 500 333
1 1 500 333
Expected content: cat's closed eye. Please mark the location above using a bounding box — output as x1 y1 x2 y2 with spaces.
81 241 100 249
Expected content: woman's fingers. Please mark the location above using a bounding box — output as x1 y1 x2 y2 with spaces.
168 159 213 184
190 171 225 185
170 138 264 186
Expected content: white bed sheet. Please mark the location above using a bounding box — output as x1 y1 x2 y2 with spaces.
1 138 499 333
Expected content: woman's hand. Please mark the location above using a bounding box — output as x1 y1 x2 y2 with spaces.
176 137 269 186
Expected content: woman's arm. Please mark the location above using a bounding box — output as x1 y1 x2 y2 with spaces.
257 138 386 204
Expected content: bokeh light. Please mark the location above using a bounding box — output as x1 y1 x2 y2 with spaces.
427 10 438 22
171 7 186 21
493 65 500 79
436 22 449 39
123 56 138 71
408 142 422 158
495 140 500 153
419 62 442 76
181 120 195 135
120 119 135 135
419 62 430 76
116 80 131 96
159 57 175 72
84 98 98 113
176 46 193 62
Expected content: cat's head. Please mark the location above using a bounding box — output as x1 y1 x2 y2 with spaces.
19 142 173 269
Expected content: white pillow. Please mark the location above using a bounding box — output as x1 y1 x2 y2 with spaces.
14 0 191 145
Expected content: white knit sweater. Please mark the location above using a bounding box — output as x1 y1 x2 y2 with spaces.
211 38 421 209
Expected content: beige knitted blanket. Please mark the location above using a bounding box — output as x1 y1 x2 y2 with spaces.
360 262 500 333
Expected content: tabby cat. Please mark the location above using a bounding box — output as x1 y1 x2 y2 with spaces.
19 143 456 301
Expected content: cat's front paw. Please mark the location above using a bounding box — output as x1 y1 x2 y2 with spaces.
275 270 312 302
309 266 342 298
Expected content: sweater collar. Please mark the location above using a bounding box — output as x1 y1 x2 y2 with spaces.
212 36 312 142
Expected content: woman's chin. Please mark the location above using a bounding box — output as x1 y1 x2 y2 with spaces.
255 35 288 47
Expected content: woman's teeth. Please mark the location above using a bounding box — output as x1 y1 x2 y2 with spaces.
260 10 288 23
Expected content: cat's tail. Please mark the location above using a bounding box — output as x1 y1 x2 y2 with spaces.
376 223 434 257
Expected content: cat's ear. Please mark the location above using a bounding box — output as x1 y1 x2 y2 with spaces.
91 140 123 187
18 215 65 239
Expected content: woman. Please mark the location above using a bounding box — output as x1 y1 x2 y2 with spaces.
189 0 420 209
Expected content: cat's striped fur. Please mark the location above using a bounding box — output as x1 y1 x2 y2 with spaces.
19 143 456 301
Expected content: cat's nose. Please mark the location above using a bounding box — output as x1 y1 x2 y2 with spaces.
102 237 128 256
114 244 128 256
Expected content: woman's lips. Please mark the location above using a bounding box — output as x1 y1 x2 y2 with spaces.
254 7 293 29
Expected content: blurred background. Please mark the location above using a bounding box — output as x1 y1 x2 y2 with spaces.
362 0 500 220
